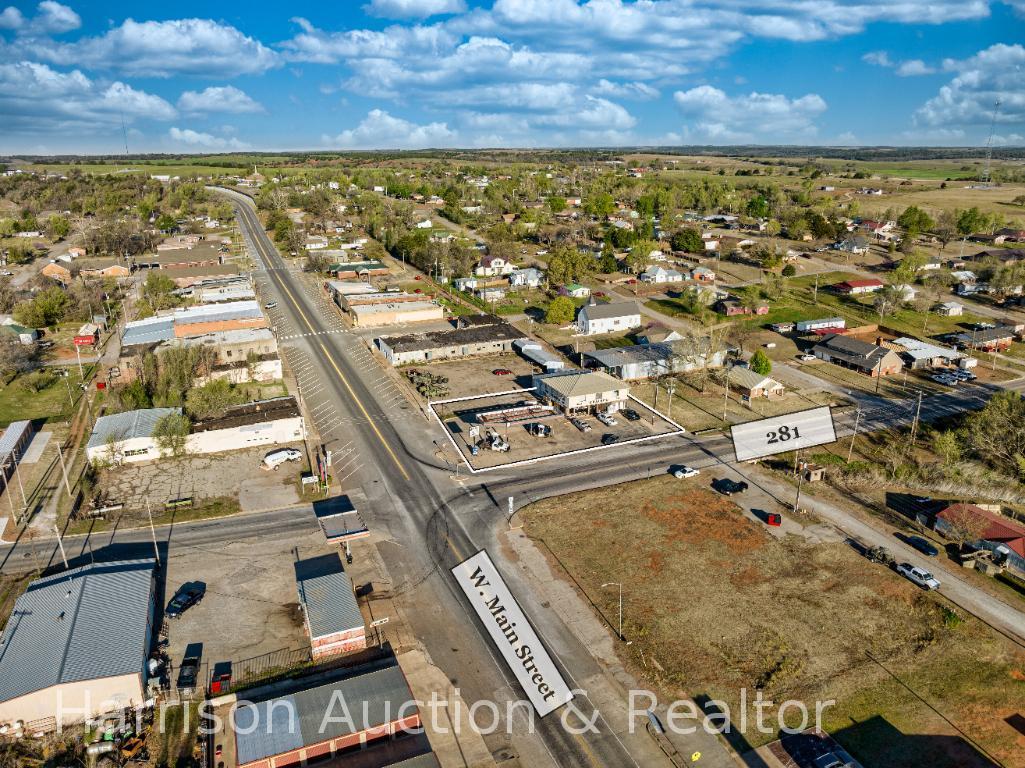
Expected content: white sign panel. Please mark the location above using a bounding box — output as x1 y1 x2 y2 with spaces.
451 550 574 717
730 406 837 461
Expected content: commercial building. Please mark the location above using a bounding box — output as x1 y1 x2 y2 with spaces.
325 280 379 301
187 397 305 455
935 503 1025 575
513 339 565 372
181 328 282 384
86 407 181 464
162 264 241 288
136 244 223 270
121 301 267 349
533 370 630 414
575 301 641 336
0 421 33 512
328 261 389 280
0 560 156 731
952 326 1016 352
811 334 903 376
225 660 424 768
338 292 427 312
375 315 526 365
349 300 444 328
294 555 366 660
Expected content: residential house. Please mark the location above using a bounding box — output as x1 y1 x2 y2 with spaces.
637 327 683 344
714 298 769 316
41 262 71 283
835 237 869 255
509 267 543 288
475 255 515 277
533 370 629 414
935 503 1025 575
934 301 964 317
728 367 784 398
811 334 903 376
475 286 507 302
576 301 641 336
952 326 1016 352
584 338 729 381
833 278 884 295
640 265 684 284
79 259 131 279
561 283 591 299
691 266 716 283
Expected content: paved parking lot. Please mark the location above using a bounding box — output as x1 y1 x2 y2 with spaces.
161 523 334 692
98 444 307 512
434 392 683 470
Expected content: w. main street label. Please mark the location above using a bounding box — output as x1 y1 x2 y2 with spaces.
451 550 575 717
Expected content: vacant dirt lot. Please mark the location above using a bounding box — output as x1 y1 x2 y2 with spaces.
407 352 537 400
521 477 1025 767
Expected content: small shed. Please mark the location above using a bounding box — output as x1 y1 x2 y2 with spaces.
294 554 366 660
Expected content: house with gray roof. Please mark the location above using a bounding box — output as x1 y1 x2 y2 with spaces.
575 301 641 336
0 560 156 730
86 407 181 465
811 334 903 376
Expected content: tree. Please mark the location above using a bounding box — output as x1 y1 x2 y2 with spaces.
547 196 567 214
626 239 659 274
956 207 986 241
781 264 797 277
931 430 962 467
873 285 904 319
545 296 576 325
940 504 989 552
965 390 1025 478
153 412 191 458
749 349 772 375
185 379 246 419
671 227 703 253
597 251 619 274
47 214 70 240
583 193 614 218
0 338 36 378
143 271 177 311
13 286 70 328
897 206 934 236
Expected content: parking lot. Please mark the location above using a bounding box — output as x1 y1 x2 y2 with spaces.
399 352 538 401
161 522 334 694
433 391 683 470
97 444 307 514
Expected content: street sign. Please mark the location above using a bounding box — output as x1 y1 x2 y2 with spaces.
451 550 574 717
730 406 837 461
369 617 390 628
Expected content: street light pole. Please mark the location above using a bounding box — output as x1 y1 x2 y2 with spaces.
601 581 623 641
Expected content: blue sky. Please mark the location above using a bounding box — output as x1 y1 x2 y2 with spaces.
0 0 1023 154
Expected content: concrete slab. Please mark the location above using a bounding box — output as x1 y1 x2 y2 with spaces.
19 431 51 463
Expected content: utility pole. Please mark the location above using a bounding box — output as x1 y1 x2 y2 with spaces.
793 456 805 514
813 273 819 305
601 581 623 641
75 343 83 379
848 408 862 463
666 381 676 421
145 498 160 565
723 366 731 423
56 442 72 498
910 390 924 445
53 524 69 570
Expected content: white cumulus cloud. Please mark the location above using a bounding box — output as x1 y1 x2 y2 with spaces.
673 85 826 141
896 59 936 76
178 86 264 114
323 109 456 149
915 43 1025 128
363 0 467 18
168 126 249 149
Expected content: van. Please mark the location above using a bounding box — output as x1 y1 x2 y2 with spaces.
262 448 302 470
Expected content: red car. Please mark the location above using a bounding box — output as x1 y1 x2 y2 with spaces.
594 291 606 298
766 513 782 527
414 275 423 280
492 368 513 376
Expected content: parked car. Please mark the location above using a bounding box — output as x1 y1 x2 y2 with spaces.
930 374 957 385
596 412 618 427
903 534 939 557
262 448 302 470
570 417 591 433
673 466 700 479
0 269 12 277
492 368 513 376
797 354 816 362
177 648 202 692
264 301 278 309
601 433 620 446
713 478 749 496
896 563 940 590
166 583 206 619
622 408 641 421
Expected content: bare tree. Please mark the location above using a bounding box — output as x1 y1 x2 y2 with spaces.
940 505 990 552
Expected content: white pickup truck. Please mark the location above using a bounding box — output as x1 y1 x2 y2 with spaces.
896 563 941 590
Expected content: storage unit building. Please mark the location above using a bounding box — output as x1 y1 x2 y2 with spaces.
294 555 366 660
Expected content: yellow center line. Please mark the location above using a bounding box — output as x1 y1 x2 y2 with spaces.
249 209 412 483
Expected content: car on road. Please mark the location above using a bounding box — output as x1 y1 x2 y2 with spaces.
797 353 816 362
622 408 641 421
492 368 513 376
596 412 618 426
673 466 700 479
0 269 12 277
896 563 941 590
902 534 939 557
166 583 206 619
570 417 591 432
713 478 748 496
601 433 620 446
262 448 302 470
264 301 278 309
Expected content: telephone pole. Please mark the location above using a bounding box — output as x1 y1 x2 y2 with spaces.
145 498 160 565
910 390 924 445
848 407 862 463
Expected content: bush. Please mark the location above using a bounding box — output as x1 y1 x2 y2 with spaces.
749 349 772 375
545 296 576 325
17 370 58 393
781 264 797 277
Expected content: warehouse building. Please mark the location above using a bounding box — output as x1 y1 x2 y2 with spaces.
533 370 630 414
223 659 425 768
0 559 156 732
375 316 526 365
294 555 366 660
121 301 267 350
350 300 444 328
0 420 33 495
86 407 181 464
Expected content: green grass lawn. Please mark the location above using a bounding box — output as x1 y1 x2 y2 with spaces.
0 370 85 427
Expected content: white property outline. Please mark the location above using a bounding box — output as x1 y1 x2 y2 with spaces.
428 386 688 474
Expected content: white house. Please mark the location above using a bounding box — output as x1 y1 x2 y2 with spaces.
934 301 964 317
415 219 433 229
641 265 684 284
474 255 515 277
576 301 642 336
510 267 543 288
534 370 630 414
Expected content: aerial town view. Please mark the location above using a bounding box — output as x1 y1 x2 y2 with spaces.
1 2 1025 768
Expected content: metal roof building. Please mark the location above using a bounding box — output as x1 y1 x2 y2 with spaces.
232 660 421 768
0 559 156 730
86 407 180 463
294 555 366 659
0 420 33 492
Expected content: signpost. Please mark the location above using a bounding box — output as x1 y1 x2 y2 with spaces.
451 550 574 717
730 407 837 462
